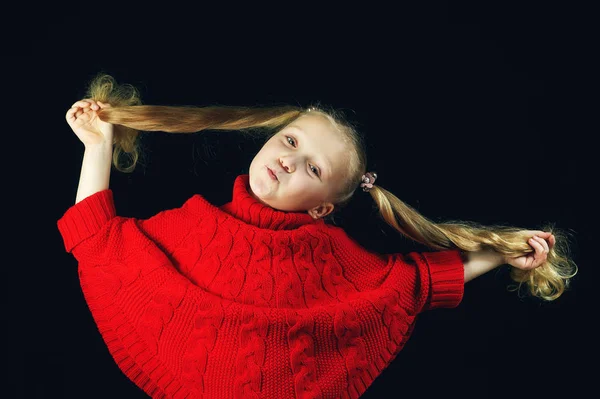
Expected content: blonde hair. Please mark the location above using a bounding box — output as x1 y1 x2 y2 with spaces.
85 72 578 302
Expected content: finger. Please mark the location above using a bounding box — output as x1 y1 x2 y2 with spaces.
66 110 79 123
71 100 92 109
549 234 556 248
84 99 99 110
529 237 542 253
74 99 101 110
533 236 549 253
534 236 549 254
530 230 552 238
526 239 541 268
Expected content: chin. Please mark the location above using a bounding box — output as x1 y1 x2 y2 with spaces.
248 175 267 200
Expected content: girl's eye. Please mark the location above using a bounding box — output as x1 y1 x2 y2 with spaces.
310 165 320 176
286 136 320 177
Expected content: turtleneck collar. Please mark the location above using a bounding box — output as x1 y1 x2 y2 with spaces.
219 174 324 230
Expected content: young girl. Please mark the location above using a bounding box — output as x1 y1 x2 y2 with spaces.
58 74 577 399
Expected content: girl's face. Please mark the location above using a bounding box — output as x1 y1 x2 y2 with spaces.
248 113 350 219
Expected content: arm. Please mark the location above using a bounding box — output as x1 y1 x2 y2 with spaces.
462 232 555 283
60 142 201 256
62 100 205 257
66 98 114 204
463 249 506 283
75 142 112 204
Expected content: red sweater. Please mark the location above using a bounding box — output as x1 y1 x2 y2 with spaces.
57 174 464 399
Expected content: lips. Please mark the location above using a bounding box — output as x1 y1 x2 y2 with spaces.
267 166 278 181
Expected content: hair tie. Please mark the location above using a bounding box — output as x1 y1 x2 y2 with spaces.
360 172 378 192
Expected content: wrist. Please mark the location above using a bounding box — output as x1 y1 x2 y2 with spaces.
463 249 507 283
488 249 507 266
84 141 113 153
75 142 113 204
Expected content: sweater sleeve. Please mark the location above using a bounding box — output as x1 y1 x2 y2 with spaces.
327 227 464 313
56 190 204 398
57 189 202 258
419 250 465 311
371 250 464 314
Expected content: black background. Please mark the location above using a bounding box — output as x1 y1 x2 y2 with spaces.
8 2 594 398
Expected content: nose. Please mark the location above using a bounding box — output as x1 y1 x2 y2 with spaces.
279 157 295 173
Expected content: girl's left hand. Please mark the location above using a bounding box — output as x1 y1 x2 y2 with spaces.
66 99 114 147
505 230 555 270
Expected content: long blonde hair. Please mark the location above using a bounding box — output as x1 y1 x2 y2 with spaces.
85 72 578 301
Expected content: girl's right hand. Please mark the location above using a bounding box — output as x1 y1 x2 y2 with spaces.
505 230 555 271
66 99 114 147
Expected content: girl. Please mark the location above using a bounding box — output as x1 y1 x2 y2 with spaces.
58 74 577 399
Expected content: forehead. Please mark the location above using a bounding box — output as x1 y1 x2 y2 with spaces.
284 113 343 141
288 113 337 132
283 113 349 177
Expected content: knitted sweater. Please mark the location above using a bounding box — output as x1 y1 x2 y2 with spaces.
57 174 464 399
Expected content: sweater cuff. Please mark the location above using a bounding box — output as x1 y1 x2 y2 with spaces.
422 250 465 310
57 189 117 253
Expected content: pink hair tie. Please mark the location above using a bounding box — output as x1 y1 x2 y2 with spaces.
360 172 378 192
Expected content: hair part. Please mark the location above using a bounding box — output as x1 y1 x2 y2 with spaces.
85 72 578 302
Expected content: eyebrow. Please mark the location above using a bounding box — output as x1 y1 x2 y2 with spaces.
287 125 331 180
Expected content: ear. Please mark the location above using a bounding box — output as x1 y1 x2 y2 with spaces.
308 203 335 219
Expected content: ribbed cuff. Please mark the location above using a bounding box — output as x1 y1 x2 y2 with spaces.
422 250 465 310
57 189 116 253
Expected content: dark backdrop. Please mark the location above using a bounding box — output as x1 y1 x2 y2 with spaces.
8 2 593 398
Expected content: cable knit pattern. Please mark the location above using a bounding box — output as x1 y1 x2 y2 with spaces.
334 304 369 399
57 174 465 398
235 307 269 398
182 295 225 396
286 310 322 399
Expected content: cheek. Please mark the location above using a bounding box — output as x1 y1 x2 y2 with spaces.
258 145 277 160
